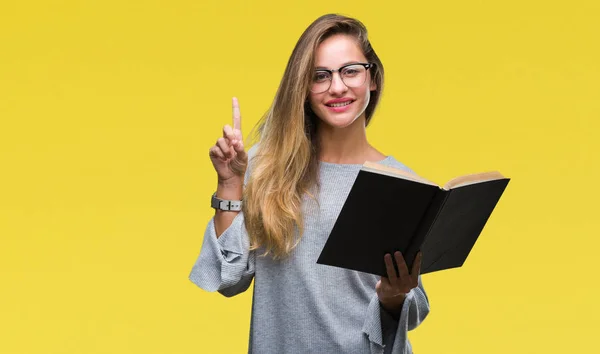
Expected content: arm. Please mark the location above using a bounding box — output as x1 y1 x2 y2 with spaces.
188 160 255 297
383 275 430 353
213 177 243 238
362 275 429 354
363 250 429 353
199 176 255 297
188 209 256 297
188 101 257 296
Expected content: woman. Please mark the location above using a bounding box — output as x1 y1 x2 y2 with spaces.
190 13 430 354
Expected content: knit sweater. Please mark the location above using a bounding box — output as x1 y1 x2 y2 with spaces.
189 145 430 354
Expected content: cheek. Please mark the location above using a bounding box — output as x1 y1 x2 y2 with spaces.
356 87 371 107
308 94 321 111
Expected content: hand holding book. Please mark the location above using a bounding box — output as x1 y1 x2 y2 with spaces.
377 251 423 316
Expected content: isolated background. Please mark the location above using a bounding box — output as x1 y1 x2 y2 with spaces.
1 0 598 353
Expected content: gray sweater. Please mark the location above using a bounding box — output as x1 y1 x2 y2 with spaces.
189 146 430 354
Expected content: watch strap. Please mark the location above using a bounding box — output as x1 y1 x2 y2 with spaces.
211 193 242 211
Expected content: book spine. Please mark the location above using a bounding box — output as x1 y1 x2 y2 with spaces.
403 188 449 271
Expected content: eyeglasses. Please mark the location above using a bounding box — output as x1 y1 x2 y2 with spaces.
310 63 374 93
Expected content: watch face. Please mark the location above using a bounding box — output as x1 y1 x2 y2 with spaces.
211 195 219 209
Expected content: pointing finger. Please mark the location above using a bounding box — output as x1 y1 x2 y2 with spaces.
232 97 242 132
223 124 235 141
233 128 243 143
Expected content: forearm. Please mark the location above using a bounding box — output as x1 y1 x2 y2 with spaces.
214 178 243 238
380 293 406 321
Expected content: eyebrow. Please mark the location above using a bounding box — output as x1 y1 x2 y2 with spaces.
315 61 362 70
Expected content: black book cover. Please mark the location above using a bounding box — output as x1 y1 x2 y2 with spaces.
316 169 510 277
418 179 510 274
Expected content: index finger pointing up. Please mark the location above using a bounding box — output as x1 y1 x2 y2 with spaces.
232 97 241 131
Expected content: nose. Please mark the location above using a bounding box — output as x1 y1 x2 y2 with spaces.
328 72 348 95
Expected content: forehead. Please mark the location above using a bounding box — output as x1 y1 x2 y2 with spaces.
314 34 366 68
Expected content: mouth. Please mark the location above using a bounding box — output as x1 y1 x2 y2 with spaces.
324 99 355 113
325 100 355 108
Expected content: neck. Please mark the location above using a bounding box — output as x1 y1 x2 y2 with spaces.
316 115 374 164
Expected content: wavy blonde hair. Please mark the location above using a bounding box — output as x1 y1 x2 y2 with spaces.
243 14 385 260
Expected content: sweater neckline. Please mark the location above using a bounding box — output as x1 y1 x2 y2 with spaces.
318 155 392 168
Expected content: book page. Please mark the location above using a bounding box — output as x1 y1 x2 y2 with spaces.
443 171 505 190
362 161 439 187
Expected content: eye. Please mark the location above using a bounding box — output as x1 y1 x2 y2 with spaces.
342 66 361 77
313 71 330 82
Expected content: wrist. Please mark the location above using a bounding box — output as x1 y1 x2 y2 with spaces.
217 176 243 188
379 293 406 316
216 179 243 201
380 302 402 321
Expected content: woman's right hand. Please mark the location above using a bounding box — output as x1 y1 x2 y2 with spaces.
209 97 248 186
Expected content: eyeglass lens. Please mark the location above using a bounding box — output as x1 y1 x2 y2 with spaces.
311 65 368 93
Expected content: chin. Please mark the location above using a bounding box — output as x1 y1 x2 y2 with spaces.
321 114 359 128
315 106 365 129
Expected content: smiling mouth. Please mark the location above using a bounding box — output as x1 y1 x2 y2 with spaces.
325 100 354 107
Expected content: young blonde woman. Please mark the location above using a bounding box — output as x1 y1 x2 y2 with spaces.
190 13 430 354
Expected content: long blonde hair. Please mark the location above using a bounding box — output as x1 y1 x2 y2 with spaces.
243 13 385 260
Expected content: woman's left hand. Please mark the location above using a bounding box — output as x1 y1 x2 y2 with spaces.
376 251 423 315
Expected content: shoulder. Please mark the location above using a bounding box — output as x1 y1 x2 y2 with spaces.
247 143 259 160
243 143 262 179
379 155 418 175
245 141 263 166
241 143 260 183
368 146 418 175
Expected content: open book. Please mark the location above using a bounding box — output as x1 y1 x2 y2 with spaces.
316 162 510 277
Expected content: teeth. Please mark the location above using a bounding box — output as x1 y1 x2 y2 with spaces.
328 101 352 107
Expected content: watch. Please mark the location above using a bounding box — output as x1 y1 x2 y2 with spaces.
211 193 242 211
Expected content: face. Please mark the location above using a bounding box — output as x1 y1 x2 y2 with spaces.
308 34 376 129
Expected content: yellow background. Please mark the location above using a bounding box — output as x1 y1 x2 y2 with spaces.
1 0 598 353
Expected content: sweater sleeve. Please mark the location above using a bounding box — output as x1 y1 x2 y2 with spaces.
188 211 256 297
362 275 430 354
188 145 257 298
